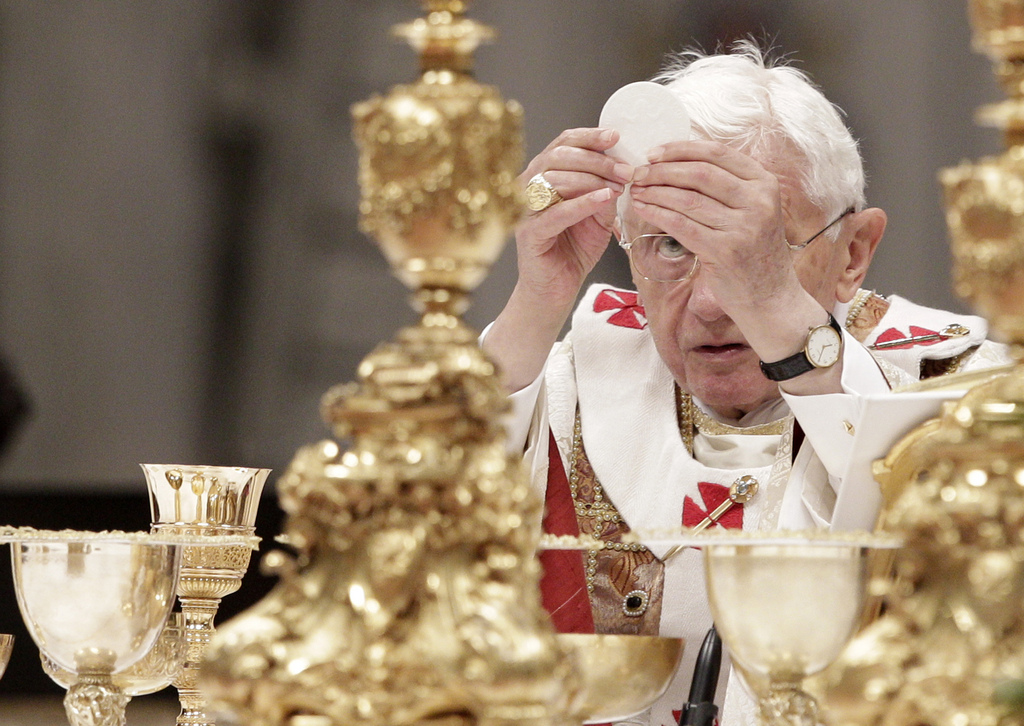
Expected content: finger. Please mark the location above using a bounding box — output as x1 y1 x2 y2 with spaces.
628 196 742 264
629 181 735 231
540 127 621 155
521 187 620 241
633 159 745 200
543 144 633 187
629 198 708 247
539 169 627 204
523 129 633 184
644 138 769 182
630 196 784 269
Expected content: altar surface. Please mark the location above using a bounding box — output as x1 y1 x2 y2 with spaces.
1 696 177 725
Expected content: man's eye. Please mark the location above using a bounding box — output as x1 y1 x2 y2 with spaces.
655 236 689 259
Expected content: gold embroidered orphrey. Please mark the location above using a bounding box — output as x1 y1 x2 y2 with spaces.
567 410 664 633
563 382 781 630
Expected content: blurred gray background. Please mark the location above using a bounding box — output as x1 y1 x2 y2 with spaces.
0 0 1003 491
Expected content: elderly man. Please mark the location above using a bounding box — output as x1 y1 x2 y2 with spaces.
482 44 1006 724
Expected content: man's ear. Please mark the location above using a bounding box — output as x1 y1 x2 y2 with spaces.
836 207 886 303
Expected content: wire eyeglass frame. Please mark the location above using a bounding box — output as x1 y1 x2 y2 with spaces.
618 206 857 283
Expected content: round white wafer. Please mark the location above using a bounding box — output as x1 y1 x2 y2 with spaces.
598 81 690 166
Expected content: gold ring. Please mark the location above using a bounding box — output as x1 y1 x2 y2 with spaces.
525 173 563 212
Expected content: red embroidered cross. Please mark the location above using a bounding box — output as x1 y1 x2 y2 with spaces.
683 482 744 530
594 289 647 329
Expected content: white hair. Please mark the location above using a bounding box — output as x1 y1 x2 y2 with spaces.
628 42 865 235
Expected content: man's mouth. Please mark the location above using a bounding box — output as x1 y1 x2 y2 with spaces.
696 343 746 353
692 343 749 359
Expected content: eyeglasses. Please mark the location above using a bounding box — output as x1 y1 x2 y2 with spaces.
619 206 856 283
619 232 700 283
785 206 855 250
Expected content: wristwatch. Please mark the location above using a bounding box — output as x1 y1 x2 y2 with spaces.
759 313 843 382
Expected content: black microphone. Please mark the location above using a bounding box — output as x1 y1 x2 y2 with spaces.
678 626 722 726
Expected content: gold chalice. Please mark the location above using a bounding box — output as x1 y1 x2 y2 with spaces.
142 464 269 726
7 530 180 726
699 532 896 726
0 634 13 680
558 633 685 724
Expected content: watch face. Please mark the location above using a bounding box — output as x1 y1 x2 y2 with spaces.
806 325 842 368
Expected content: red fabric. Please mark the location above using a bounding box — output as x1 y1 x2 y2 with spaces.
593 288 647 329
874 325 944 349
539 430 595 634
682 482 744 530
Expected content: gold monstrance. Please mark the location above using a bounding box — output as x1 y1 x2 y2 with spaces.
199 3 579 725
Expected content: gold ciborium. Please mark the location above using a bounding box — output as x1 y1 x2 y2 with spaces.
0 633 13 680
7 530 180 726
699 532 896 726
142 464 270 726
557 634 684 724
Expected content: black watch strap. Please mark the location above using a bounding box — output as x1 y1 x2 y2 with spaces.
759 314 842 382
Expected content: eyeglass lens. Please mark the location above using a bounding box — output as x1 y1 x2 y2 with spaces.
629 234 699 282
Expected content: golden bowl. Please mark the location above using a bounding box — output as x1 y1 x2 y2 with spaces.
558 633 685 723
0 634 13 680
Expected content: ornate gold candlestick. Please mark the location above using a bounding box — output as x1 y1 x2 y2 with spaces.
199 3 579 726
822 3 1024 725
944 0 1024 352
142 464 270 726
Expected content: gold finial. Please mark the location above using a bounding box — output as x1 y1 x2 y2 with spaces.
968 1 1024 148
941 1 1024 351
394 0 494 77
352 1 522 304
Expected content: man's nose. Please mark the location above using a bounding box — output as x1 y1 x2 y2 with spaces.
686 270 727 322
